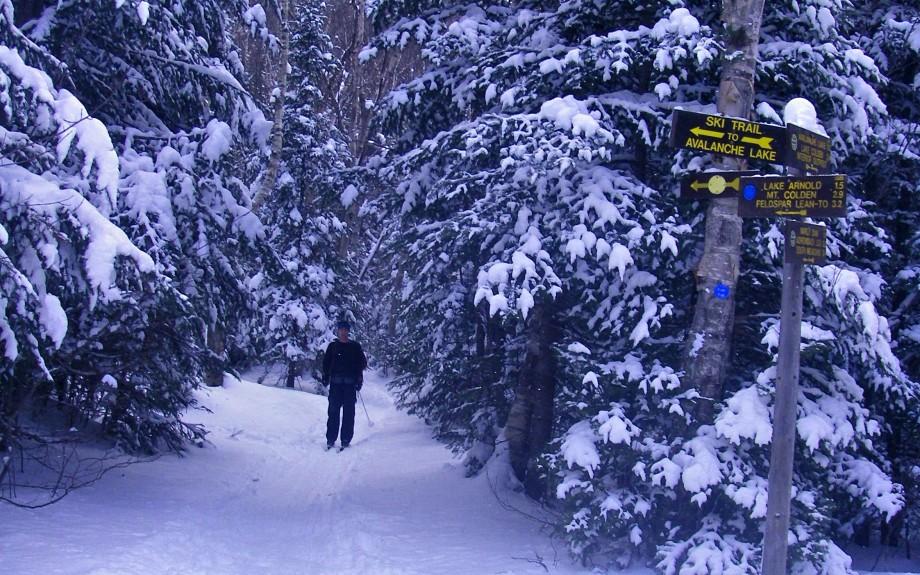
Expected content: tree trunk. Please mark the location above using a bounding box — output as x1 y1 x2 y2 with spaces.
682 0 766 425
251 0 290 214
505 301 558 499
205 323 226 388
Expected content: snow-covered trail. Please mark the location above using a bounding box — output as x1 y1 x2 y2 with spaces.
1 372 607 575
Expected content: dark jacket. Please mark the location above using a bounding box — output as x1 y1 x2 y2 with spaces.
322 340 367 386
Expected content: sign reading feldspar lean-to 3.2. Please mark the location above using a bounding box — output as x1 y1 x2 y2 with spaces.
670 109 787 162
738 174 846 218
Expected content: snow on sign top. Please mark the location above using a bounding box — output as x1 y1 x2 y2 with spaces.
783 96 831 173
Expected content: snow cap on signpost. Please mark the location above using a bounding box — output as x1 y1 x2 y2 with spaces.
783 98 827 136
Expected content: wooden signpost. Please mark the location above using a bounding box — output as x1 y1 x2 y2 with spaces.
670 108 844 575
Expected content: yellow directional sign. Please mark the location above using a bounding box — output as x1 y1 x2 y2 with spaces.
670 110 787 163
680 170 758 199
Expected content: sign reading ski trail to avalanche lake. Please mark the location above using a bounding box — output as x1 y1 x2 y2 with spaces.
670 110 787 162
680 170 758 199
786 123 831 173
738 174 847 218
785 221 827 265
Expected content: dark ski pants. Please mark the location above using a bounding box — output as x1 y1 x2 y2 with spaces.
326 384 357 445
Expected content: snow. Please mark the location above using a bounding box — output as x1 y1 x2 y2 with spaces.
651 8 700 40
567 342 590 355
678 437 722 495
0 163 155 300
54 90 120 212
608 242 633 280
1 372 611 575
39 293 67 348
358 46 378 62
783 97 828 136
0 46 55 106
341 184 359 207
561 420 601 478
715 387 773 446
538 96 602 139
202 119 234 162
136 1 150 25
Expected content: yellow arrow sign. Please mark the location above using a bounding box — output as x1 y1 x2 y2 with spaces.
741 135 774 150
689 175 742 194
690 126 725 139
775 210 808 216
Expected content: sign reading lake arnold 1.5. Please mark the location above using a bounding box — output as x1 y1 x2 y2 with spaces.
738 174 847 218
670 110 786 162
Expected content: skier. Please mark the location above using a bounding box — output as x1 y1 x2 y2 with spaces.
322 320 367 450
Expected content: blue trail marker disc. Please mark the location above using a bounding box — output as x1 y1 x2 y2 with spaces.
714 283 731 300
743 183 757 201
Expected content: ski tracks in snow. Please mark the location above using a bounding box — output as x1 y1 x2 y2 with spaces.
0 371 598 575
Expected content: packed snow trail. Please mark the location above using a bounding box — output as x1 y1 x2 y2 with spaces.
1 372 612 575
3 373 912 574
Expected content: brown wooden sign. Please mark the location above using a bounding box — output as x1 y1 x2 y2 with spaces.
785 221 827 265
786 123 831 173
670 110 787 163
738 174 847 218
680 171 759 199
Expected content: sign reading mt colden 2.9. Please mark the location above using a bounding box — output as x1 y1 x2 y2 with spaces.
670 110 787 162
738 174 847 218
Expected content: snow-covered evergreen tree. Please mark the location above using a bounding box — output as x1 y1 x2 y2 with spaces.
0 0 205 453
366 0 716 503
857 0 920 548
24 0 278 390
367 0 919 571
253 0 362 386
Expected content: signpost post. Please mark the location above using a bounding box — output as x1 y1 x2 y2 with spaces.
671 109 843 575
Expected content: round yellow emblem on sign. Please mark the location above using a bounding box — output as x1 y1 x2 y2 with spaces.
708 175 727 195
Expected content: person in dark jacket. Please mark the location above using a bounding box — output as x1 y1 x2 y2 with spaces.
322 320 367 449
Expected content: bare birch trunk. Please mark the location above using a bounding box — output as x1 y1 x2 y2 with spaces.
682 0 766 424
505 302 557 499
251 0 290 214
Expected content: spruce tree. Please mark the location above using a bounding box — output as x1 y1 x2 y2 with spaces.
253 0 361 387
367 0 919 571
0 0 205 455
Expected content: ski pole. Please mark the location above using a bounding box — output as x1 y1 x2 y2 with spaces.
358 391 374 427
